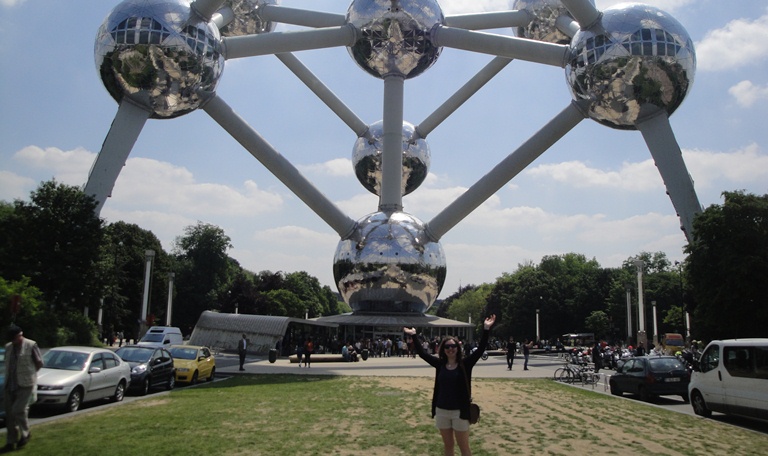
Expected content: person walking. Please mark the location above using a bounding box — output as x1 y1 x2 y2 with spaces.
523 339 533 370
404 314 496 456
303 336 314 368
506 336 515 371
3 325 43 453
237 334 247 371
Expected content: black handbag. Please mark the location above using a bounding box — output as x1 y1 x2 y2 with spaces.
460 363 480 424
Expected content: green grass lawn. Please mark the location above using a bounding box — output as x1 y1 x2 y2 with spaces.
16 376 768 455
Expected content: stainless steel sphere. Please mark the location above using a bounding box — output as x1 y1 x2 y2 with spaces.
95 0 225 119
218 0 278 37
352 121 430 196
565 3 696 130
513 0 583 45
333 211 446 314
346 0 443 79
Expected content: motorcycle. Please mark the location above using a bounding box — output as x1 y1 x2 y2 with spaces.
471 347 489 360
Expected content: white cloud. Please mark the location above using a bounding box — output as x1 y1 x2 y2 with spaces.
596 0 693 13
0 170 35 202
696 13 768 72
684 143 768 189
440 0 512 15
0 0 27 8
13 145 93 185
728 80 768 108
525 159 660 191
298 158 354 177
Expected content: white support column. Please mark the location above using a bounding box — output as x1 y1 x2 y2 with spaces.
379 75 405 213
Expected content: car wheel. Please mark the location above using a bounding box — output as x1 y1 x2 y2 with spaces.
66 387 83 413
207 366 216 382
691 390 712 417
191 371 199 385
113 381 126 402
639 386 651 402
609 381 621 396
167 373 175 390
140 378 150 396
681 392 689 403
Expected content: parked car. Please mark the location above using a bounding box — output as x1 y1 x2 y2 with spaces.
609 355 690 402
168 345 216 384
115 345 175 395
136 326 183 348
36 346 131 412
689 339 768 420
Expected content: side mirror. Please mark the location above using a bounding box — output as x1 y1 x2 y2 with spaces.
88 366 102 374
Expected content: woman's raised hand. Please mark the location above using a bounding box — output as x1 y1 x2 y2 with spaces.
484 314 496 330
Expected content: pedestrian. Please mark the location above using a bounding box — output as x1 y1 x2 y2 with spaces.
237 334 247 371
404 314 496 456
592 341 603 373
635 342 646 356
506 336 515 371
3 325 43 453
303 336 314 368
523 338 533 370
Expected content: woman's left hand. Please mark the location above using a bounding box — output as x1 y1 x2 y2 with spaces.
483 314 496 330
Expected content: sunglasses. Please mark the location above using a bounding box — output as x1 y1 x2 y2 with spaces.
443 344 458 349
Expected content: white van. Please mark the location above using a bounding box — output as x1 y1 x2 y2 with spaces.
689 339 768 421
137 326 183 348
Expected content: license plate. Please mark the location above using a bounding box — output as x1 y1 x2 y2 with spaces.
666 377 681 382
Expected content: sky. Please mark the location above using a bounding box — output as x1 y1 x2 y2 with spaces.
1 0 767 300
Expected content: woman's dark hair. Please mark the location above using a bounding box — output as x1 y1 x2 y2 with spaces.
438 336 463 363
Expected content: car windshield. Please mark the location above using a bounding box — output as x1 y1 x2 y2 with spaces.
649 357 684 372
43 350 89 371
169 347 198 360
116 347 153 363
141 334 164 342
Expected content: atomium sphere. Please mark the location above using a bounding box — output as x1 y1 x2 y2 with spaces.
352 121 430 196
333 211 446 314
565 3 696 130
217 0 278 37
346 0 443 79
94 0 225 119
513 0 589 45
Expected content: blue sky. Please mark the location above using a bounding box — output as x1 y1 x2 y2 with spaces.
1 0 767 299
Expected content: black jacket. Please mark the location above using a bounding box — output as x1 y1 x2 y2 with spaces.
413 328 490 420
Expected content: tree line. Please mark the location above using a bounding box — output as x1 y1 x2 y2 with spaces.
0 180 349 347
1 180 765 347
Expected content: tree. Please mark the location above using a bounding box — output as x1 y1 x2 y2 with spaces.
446 283 493 332
584 310 610 339
685 191 768 340
172 222 236 330
0 180 105 312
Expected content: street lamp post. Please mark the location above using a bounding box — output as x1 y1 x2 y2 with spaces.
536 308 540 344
625 283 632 343
634 259 647 349
166 272 175 326
140 249 155 338
652 300 658 347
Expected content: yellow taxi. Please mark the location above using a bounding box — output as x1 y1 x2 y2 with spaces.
168 345 216 385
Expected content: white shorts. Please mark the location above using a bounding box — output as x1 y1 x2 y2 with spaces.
434 407 470 432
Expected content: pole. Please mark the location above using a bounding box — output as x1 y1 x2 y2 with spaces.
536 309 540 344
166 272 174 326
140 250 155 337
625 284 632 343
634 259 647 349
652 301 658 347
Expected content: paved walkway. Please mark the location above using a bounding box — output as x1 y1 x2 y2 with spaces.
218 353 564 379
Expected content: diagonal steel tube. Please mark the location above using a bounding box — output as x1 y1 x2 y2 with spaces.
261 4 347 28
560 0 602 29
415 56 512 140
637 112 702 242
84 100 151 214
276 53 370 140
425 101 588 241
202 94 356 239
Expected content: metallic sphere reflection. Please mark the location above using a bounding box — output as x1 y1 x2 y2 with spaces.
333 211 446 314
565 3 696 130
513 0 579 45
347 0 443 79
352 121 430 196
95 0 225 119
217 0 277 37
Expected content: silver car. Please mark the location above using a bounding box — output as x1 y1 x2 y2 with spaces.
37 346 131 413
